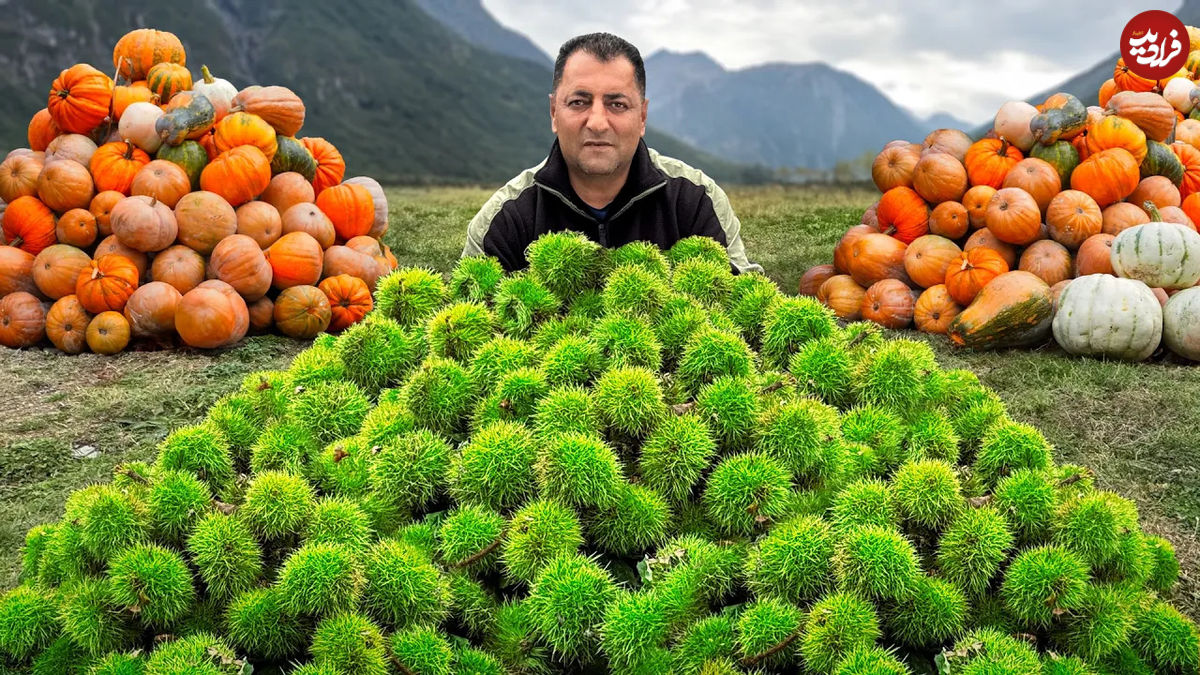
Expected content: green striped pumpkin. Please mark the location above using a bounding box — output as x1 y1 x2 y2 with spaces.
1139 141 1185 186
271 136 317 181
1111 206 1200 289
146 63 193 105
156 141 209 190
1029 141 1079 187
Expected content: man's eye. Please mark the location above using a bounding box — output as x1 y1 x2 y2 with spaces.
568 100 586 107
610 102 627 110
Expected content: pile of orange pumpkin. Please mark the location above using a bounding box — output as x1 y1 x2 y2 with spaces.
0 28 396 355
801 47 1200 356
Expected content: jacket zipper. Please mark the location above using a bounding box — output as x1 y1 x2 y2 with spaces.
535 180 668 248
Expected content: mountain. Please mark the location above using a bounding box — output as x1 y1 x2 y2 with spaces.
921 112 974 134
411 0 552 68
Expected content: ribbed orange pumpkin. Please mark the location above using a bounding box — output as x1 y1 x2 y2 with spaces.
964 228 1019 269
319 274 373 332
112 81 157 119
799 264 837 297
281 203 336 249
3 196 57 255
322 246 386 291
1106 91 1177 142
174 190 238 255
46 64 113 134
1182 192 1200 226
91 140 152 194
1170 141 1200 200
111 195 178 253
300 137 346 195
247 296 274 333
145 62 191 104
911 152 967 204
914 285 961 334
131 160 191 208
33 244 91 300
210 234 272 301
46 133 99 167
343 176 389 239
817 274 866 321
235 201 283 249
274 284 331 338
55 208 98 248
1177 119 1200 150
833 224 877 274
200 146 271 207
849 233 911 287
315 183 375 241
1085 115 1147 163
875 186 929 244
0 246 39 297
231 86 306 137
27 109 61 152
1075 233 1116 276
123 281 182 338
1001 158 1060 215
922 128 972 161
76 254 139 313
945 248 1009 306
1113 58 1158 93
903 235 962 290
37 159 94 213
1045 190 1102 250
1070 148 1140 208
928 201 968 240
93 235 148 281
861 279 916 329
1098 78 1119 108
265 231 323 290
212 112 278 160
260 172 315 215
0 291 47 348
1127 176 1181 212
45 295 91 353
86 311 130 354
1018 240 1072 286
985 187 1042 245
89 190 125 236
872 143 920 192
964 138 1023 189
962 185 996 230
1159 205 1196 230
113 28 186 82
1101 201 1150 235
0 153 44 203
175 280 249 349
150 245 206 294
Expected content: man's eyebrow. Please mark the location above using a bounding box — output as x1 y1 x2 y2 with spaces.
565 91 631 100
602 93 630 101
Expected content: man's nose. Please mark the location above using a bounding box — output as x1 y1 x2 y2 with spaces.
585 100 610 132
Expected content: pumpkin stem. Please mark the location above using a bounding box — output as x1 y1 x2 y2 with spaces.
1144 200 1163 222
10 236 23 249
111 55 126 87
997 136 1010 155
122 138 135 160
91 264 102 280
201 65 215 84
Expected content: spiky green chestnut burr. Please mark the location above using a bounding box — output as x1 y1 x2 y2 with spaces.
310 612 390 675
905 410 961 463
336 314 422 395
374 267 447 327
886 575 967 649
438 504 505 572
394 520 439 558
224 588 306 660
531 314 590 351
469 336 539 393
249 420 318 476
1001 545 1090 628
287 340 348 388
829 479 897 532
892 459 964 530
949 389 1008 450
589 483 673 555
240 470 315 541
448 570 498 637
834 525 921 602
276 542 363 617
610 240 670 277
696 376 761 450
1144 535 1180 594
186 512 262 601
839 320 884 352
533 386 600 438
672 615 736 674
450 255 504 304
994 469 1057 542
472 366 547 427
1052 491 1139 568
603 263 671 318
760 295 836 369
649 534 743 607
527 554 618 661
654 295 711 362
536 432 623 508
946 627 1040 673
88 652 145 674
590 315 663 370
30 636 93 675
756 398 843 486
1056 584 1134 662
974 419 1054 488
601 590 673 671
703 453 793 536
390 624 454 675
541 335 604 388
594 366 666 436
676 326 755 395
0 585 59 661
840 404 906 473
311 436 374 498
147 470 210 544
427 301 495 362
143 632 242 674
450 420 537 510
1129 601 1199 673
1097 645 1156 675
486 601 553 675
361 539 449 629
669 235 728 267
568 288 607 320
745 514 835 605
502 499 584 584
288 379 371 445
453 645 505 675
204 393 261 460
240 370 290 421
790 336 853 406
494 274 561 339
155 423 234 495
106 543 195 628
402 356 476 436
936 505 1013 595
673 258 734 307
58 578 136 657
305 497 373 550
735 597 805 669
20 523 55 586
1043 654 1098 675
833 646 911 675
369 429 451 512
726 271 779 345
75 485 149 564
852 339 936 410
526 230 608 297
801 592 881 674
640 413 717 503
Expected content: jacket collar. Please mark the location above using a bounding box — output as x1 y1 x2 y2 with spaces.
534 137 667 218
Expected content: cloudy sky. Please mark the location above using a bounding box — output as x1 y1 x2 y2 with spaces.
481 0 1174 125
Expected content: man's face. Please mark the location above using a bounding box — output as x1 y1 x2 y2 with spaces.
550 51 647 179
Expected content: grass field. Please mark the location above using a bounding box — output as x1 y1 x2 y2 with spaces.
1 184 1197 623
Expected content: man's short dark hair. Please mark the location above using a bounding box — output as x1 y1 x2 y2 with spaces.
552 33 646 98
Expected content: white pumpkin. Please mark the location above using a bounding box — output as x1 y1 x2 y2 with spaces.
1162 77 1197 115
193 65 238 122
44 134 97 167
993 101 1039 152
344 176 388 239
118 102 165 154
1110 208 1200 289
1163 287 1200 360
1052 274 1162 361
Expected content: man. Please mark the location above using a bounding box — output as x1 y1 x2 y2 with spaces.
462 32 761 275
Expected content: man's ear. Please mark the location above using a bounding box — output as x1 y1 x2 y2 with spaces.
640 96 648 137
549 92 557 135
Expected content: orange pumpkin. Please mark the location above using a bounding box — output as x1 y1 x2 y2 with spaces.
833 224 878 274
112 81 158 119
872 143 920 192
1100 202 1150 236
343 176 388 239
903 235 962 289
273 285 331 338
1106 91 1177 142
1001 158 1060 215
319 274 373 332
54 209 98 249
1018 240 1072 287
817 274 866 321
89 190 125 236
861 279 916 329
964 138 1023 189
1113 58 1157 93
46 64 113 135
1170 141 1200 200
231 86 306 137
848 233 911 287
1177 119 1200 150
123 281 183 338
964 228 1020 269
922 129 972 162
315 183 375 242
32 244 91 300
200 146 271 207
1070 148 1140 208
93 235 148 282
265 231 324 290
985 187 1042 245
0 153 45 203
1159 205 1196 230
247 296 274 333
962 185 996 230
1182 192 1200 227
130 160 191 208
281 203 336 249
1075 233 1116 276
300 137 345 195
913 285 961 334
911 152 968 204
945 248 1009 306
112 29 186 82
0 291 47 348
175 280 249 349
213 112 278 160
322 246 385 291
1098 78 1119 108
235 201 283 249
145 62 191 105
1085 115 1147 163
45 295 92 353
928 201 968 240
2 196 57 255
875 186 929 244
46 134 99 167
90 140 151 194
0 246 39 297
174 190 238 255
86 311 130 354
150 245 206 294
1129 177 1181 214
210 234 272 301
27 109 61 152
345 236 383 259
37 159 94 213
260 172 315 215
76 254 139 313
1045 190 1102 250
111 195 178 252
799 264 837 297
